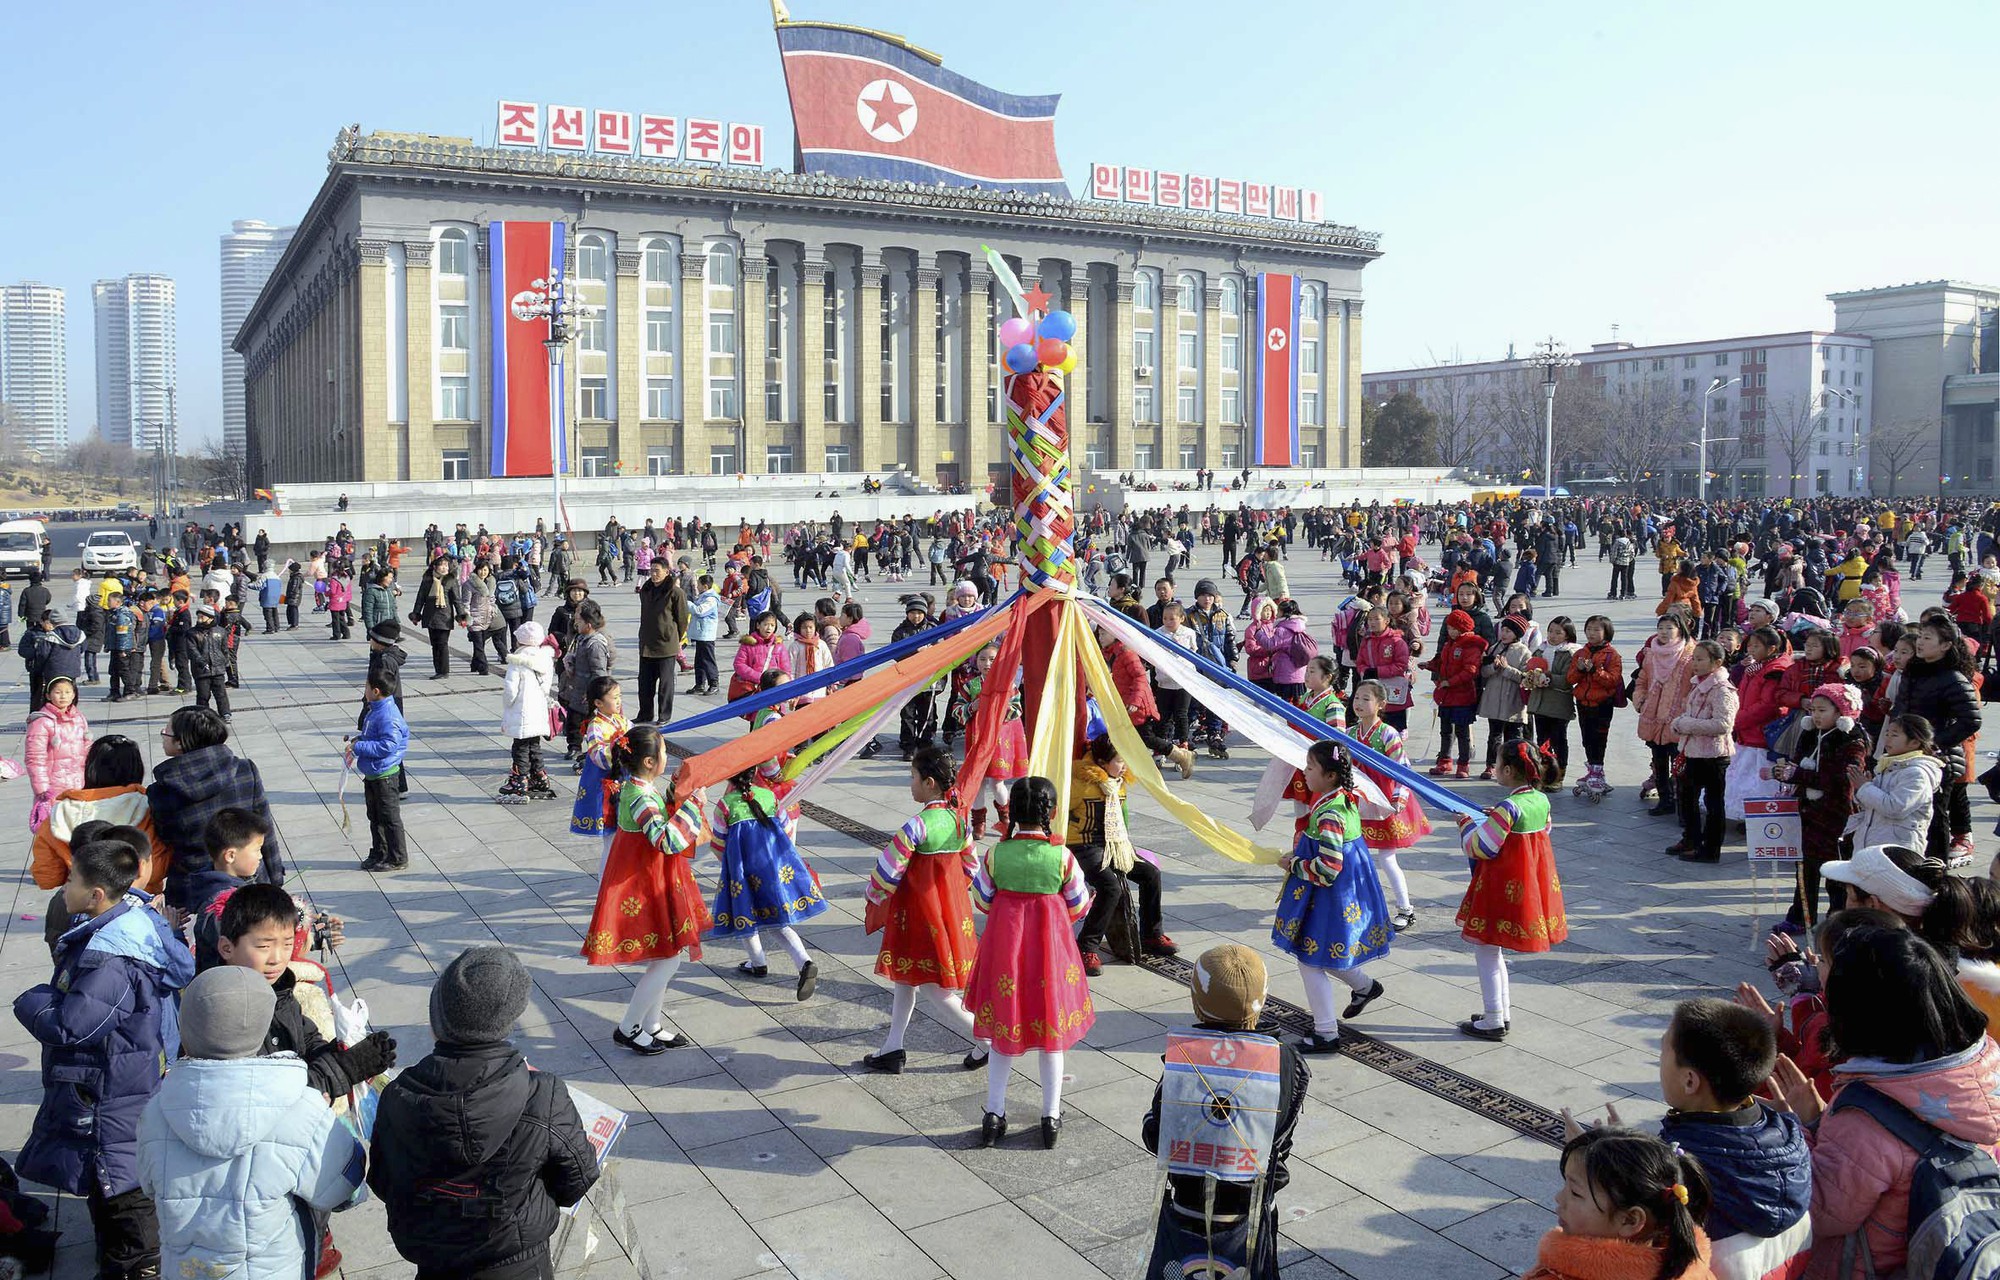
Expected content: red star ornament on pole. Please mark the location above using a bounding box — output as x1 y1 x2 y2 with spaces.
1022 281 1053 315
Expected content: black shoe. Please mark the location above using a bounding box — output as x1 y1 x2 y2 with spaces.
1458 1018 1508 1042
862 1049 906 1074
963 1047 989 1071
1663 841 1695 856
1648 801 1677 817
0 1224 57 1269
359 855 400 873
1678 850 1722 863
613 1026 681 1055
1467 1012 1513 1029
1297 1033 1344 1055
796 960 819 1002
1342 979 1386 1022
1040 1115 1061 1149
978 1111 1007 1148
736 961 768 978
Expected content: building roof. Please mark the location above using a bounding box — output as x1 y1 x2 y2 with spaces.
1364 329 1864 381
238 127 1383 352
1827 280 2000 300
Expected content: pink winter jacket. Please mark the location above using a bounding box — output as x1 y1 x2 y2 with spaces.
1632 636 1693 746
1806 1035 2000 1279
733 632 792 686
1669 670 1738 760
24 702 90 800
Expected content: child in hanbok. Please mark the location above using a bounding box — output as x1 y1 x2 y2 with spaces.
963 776 1094 1150
862 746 987 1074
1271 739 1391 1054
957 644 1027 840
582 726 709 1054
1454 740 1568 1041
1347 679 1430 931
710 767 826 1000
571 676 631 866
1280 657 1348 836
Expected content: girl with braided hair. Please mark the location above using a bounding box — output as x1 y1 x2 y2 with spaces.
1456 739 1568 1041
710 766 827 1000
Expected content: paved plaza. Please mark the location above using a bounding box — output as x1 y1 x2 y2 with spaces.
0 543 1953 1279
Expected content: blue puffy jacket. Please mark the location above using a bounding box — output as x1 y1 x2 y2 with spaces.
14 895 196 1197
1658 1101 1812 1240
139 1055 367 1280
350 695 408 778
257 573 284 609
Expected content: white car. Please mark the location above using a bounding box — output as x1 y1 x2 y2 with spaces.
81 530 139 573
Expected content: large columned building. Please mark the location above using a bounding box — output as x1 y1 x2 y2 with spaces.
235 130 1380 488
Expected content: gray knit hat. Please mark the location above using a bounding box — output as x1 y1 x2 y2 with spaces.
181 966 277 1060
429 945 531 1044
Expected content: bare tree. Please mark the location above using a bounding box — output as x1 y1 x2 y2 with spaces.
1764 395 1829 500
1871 417 1937 498
1416 351 1493 473
187 440 250 500
1484 368 1608 486
1601 376 1693 496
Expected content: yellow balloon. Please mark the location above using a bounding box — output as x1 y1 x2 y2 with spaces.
1059 351 1079 373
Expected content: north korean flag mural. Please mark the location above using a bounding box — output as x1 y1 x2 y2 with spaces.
775 22 1068 196
1253 272 1299 466
488 221 568 477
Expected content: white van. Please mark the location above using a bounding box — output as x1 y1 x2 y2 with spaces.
0 520 46 579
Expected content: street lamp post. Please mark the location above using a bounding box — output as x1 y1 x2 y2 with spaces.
132 379 179 520
1813 387 1861 493
1523 338 1578 501
510 273 595 538
1698 376 1741 504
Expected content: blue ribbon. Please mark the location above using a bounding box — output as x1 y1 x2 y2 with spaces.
658 592 1015 736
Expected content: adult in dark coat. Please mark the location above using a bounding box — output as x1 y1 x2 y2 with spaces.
633 560 688 724
148 707 285 910
1893 616 1983 858
411 559 466 678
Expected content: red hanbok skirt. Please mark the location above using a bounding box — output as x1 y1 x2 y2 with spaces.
989 719 1030 779
1359 765 1432 850
875 854 980 990
1456 828 1568 953
583 828 711 965
963 890 1095 1055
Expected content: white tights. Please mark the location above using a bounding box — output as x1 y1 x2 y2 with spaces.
1474 944 1511 1028
1297 962 1374 1037
743 927 811 969
983 778 1010 812
1376 851 1412 912
986 1049 1065 1120
620 956 682 1035
880 983 980 1053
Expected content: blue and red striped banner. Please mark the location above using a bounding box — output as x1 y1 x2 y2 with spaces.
488 220 568 477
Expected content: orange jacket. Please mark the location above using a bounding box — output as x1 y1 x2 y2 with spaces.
31 783 170 895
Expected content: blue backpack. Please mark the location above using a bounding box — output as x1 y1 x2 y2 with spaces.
495 578 520 611
1829 1081 2000 1280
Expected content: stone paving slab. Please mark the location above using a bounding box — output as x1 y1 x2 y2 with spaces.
0 547 1963 1278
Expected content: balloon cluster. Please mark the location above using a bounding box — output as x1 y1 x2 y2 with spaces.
1000 309 1079 375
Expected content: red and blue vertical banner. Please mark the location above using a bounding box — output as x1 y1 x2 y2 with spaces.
488 220 569 477
1253 272 1299 466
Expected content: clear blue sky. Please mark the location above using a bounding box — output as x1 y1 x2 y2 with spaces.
6 0 1995 443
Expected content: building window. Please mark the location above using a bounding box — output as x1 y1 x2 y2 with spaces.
1177 272 1200 313
646 446 675 475
705 241 738 428
1300 445 1318 467
1300 341 1319 375
1221 387 1241 424
579 377 608 420
1854 371 1864 387
708 384 737 420
825 444 851 472
438 376 470 420
439 305 469 350
1300 287 1321 321
440 448 471 480
645 317 672 353
1134 385 1157 423
578 311 607 353
437 231 469 277
1084 443 1105 469
1301 390 1321 425
824 275 848 424
580 447 611 476
1178 386 1199 422
644 244 674 283
1134 329 1156 370
1135 443 1156 469
765 444 795 473
1177 331 1198 369
1683 355 1695 369
709 445 737 474
1715 352 1730 366
578 238 608 282
1221 443 1240 469
1682 378 1695 393
707 309 735 356
645 377 674 420
1221 334 1240 371
1133 270 1156 311
1180 444 1198 468
1220 276 1241 316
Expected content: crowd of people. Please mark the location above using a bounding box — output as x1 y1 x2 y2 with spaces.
8 492 2000 1279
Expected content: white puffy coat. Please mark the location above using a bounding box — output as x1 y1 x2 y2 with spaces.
1843 750 1944 849
501 644 557 739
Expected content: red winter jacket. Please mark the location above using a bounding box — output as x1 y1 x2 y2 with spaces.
1105 641 1159 724
1424 633 1487 708
1733 652 1796 747
1565 641 1622 709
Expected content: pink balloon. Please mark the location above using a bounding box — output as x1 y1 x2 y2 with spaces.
998 317 1036 348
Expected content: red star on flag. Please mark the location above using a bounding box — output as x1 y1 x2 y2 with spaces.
1023 282 1053 314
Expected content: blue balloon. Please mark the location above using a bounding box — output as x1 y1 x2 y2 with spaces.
1038 309 1077 342
1004 342 1039 373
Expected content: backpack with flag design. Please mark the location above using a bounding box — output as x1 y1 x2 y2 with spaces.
1829 1081 2000 1280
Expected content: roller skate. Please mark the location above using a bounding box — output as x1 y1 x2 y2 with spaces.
496 771 528 805
1573 765 1612 804
526 770 560 801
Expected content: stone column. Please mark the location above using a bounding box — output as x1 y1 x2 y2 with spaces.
1202 284 1225 470
403 240 437 480
1111 273 1137 470
1342 298 1364 466
857 253 886 473
678 252 706 469
800 255 828 474
613 249 644 474
1064 262 1091 476
356 240 391 481
965 265 994 492
740 246 768 474
912 263 941 485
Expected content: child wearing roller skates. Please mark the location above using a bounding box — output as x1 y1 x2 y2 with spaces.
1566 614 1622 802
498 621 559 803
